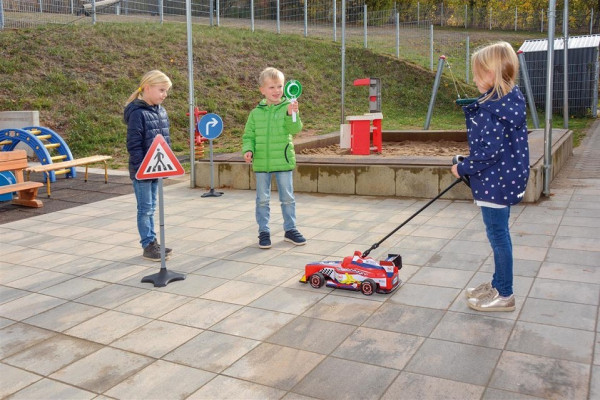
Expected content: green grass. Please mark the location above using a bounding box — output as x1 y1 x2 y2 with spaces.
0 23 593 168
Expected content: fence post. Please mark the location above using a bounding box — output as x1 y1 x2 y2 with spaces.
304 0 307 37
430 24 434 71
465 35 470 82
333 0 337 42
38 0 42 13
92 0 96 24
363 4 367 48
251 0 254 32
515 6 517 31
417 1 420 26
541 9 544 32
591 8 594 34
593 47 599 117
209 0 213 26
216 0 220 26
440 2 443 26
543 1 557 197
159 0 163 24
341 0 346 123
0 0 4 30
395 12 400 59
489 8 492 30
276 0 280 34
563 0 568 128
464 4 467 29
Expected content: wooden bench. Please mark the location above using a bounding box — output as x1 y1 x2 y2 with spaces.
0 150 43 208
26 155 112 197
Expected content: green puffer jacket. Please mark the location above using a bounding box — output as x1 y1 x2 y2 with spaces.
242 98 303 172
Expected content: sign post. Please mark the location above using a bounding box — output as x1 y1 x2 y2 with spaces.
136 134 186 287
198 113 224 198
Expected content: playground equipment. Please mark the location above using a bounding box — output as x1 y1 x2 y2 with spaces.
343 78 383 155
188 107 209 160
424 55 539 130
0 126 76 183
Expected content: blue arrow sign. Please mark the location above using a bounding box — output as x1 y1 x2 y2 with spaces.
198 113 224 140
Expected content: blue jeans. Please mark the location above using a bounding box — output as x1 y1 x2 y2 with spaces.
255 171 296 234
133 178 158 249
481 206 513 297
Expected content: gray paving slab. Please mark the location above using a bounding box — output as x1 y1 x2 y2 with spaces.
1 121 599 398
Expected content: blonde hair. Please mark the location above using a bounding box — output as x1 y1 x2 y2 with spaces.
258 67 284 87
472 41 519 103
126 70 172 105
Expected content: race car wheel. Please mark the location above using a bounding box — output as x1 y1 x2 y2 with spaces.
361 279 376 296
309 272 325 289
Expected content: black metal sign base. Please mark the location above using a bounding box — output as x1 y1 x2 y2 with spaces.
201 188 224 197
141 268 186 288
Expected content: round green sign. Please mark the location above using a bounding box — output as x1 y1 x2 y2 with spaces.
284 80 302 99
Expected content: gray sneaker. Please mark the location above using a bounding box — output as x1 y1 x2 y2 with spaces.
465 282 493 299
143 240 171 261
467 288 515 312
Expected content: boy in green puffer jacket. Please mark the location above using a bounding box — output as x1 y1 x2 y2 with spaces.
242 67 306 249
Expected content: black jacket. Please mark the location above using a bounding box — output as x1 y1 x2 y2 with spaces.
124 99 171 180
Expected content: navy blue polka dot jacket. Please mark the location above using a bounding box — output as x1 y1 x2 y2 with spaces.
457 86 530 206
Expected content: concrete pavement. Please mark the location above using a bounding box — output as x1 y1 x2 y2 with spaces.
1 121 599 399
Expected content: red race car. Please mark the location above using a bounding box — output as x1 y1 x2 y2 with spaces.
300 251 402 295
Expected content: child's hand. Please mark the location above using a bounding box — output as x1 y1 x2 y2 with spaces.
451 164 460 178
287 101 299 116
244 151 253 163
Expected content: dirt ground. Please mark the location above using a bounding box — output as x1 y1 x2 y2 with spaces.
298 140 469 157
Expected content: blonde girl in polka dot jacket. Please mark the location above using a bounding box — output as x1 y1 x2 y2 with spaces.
451 41 530 313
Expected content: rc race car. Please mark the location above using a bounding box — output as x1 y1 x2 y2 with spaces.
300 251 402 295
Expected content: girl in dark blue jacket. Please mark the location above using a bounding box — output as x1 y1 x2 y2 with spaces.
451 42 530 312
124 70 173 261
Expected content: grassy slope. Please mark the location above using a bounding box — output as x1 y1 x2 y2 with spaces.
0 23 468 166
0 23 591 168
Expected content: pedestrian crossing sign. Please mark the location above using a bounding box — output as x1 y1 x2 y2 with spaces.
135 134 185 180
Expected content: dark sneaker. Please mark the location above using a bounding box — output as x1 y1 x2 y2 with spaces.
258 232 271 249
143 241 162 261
151 239 172 256
284 229 306 245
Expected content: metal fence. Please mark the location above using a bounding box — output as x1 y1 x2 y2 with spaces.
1 0 598 89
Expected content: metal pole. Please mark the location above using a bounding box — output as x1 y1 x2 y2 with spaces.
251 0 254 32
333 0 337 42
424 56 446 130
158 178 166 270
541 9 544 32
396 12 400 59
0 0 4 30
186 0 196 188
363 4 367 48
92 0 96 24
489 8 492 30
465 35 470 83
430 24 434 71
341 0 345 123
209 0 213 26
304 0 307 37
440 2 443 26
543 0 556 197
593 48 599 118
563 0 568 128
591 8 594 35
464 4 467 29
159 0 163 24
515 6 517 31
216 0 220 26
518 51 540 129
417 1 420 26
276 0 280 34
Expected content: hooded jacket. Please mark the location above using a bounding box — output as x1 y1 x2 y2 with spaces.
124 99 171 180
456 86 530 206
242 97 303 172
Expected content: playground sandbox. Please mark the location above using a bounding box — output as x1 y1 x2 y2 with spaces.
194 129 573 203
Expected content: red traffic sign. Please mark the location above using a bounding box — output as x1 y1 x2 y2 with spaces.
135 134 185 180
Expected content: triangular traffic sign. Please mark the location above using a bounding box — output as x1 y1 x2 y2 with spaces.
136 134 185 180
